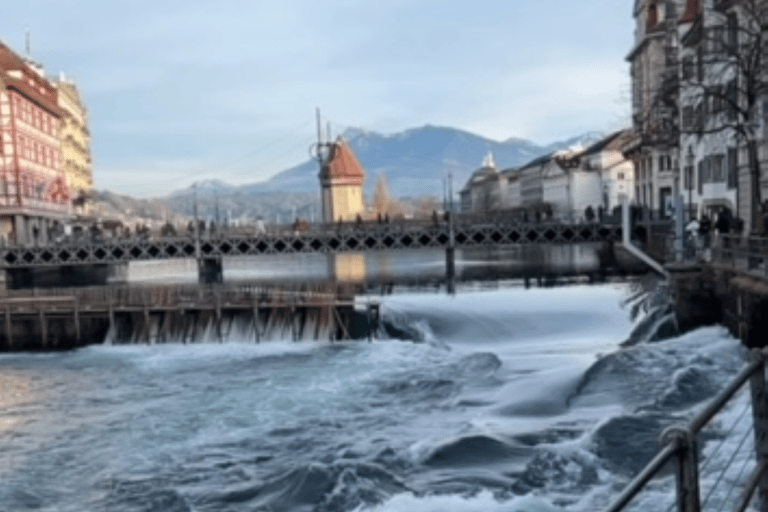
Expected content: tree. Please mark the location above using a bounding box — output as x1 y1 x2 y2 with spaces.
372 174 403 216
677 0 768 232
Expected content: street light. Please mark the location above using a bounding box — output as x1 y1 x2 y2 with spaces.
686 146 695 223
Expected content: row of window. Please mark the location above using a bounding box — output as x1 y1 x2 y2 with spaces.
681 80 739 131
17 135 59 169
13 94 57 137
680 14 739 82
638 154 675 180
0 175 56 201
682 148 738 193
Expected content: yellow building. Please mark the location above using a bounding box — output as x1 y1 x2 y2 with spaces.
319 138 365 222
55 74 92 212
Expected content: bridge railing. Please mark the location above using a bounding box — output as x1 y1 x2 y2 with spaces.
601 348 768 512
711 235 768 275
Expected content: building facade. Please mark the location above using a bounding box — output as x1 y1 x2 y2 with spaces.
628 0 768 230
319 138 365 223
55 74 92 211
0 41 69 245
626 0 685 216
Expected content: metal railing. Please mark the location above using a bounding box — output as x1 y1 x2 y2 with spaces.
602 348 768 512
712 235 768 275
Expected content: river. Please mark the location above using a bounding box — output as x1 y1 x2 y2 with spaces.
0 280 754 511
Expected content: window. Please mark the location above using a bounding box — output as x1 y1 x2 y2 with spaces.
711 85 725 114
703 157 712 183
698 161 704 194
727 12 738 49
684 165 694 190
712 154 725 182
728 147 738 189
697 46 704 82
682 55 695 80
682 106 694 130
647 3 658 29
618 172 625 181
709 25 725 57
726 79 738 121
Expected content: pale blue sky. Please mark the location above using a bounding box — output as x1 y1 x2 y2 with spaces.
1 1 634 197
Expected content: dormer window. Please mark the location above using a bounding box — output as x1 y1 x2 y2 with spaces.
647 2 659 30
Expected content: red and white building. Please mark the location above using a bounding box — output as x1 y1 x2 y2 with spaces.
0 41 69 245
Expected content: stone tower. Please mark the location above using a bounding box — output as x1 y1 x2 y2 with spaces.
319 137 365 222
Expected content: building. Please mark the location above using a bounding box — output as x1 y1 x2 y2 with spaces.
458 131 637 221
55 74 92 212
579 130 637 215
626 0 684 217
459 152 501 213
0 41 69 245
319 137 365 223
627 0 768 230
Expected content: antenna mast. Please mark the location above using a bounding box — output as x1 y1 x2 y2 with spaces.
25 27 30 57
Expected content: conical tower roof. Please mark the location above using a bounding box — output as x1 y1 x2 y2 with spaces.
319 138 365 183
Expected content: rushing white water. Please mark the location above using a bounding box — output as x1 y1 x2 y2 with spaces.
0 284 752 512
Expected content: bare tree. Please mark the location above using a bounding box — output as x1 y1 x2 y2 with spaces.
677 0 768 231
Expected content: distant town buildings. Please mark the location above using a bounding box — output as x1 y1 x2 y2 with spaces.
460 130 636 222
319 137 365 223
0 40 93 244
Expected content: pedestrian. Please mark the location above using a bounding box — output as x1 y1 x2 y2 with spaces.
699 214 712 261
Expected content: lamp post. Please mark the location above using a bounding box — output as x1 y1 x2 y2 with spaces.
686 147 695 223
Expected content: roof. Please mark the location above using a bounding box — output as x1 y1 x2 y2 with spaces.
0 40 63 117
679 0 701 24
319 138 365 182
518 153 553 170
581 129 637 156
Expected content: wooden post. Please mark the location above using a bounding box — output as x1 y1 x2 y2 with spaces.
108 293 115 338
445 247 456 295
253 302 260 343
144 306 151 344
750 348 768 512
5 306 11 349
39 308 47 348
215 292 222 342
74 298 81 343
291 301 298 342
329 303 335 343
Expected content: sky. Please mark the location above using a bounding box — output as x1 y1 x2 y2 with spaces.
1 1 636 197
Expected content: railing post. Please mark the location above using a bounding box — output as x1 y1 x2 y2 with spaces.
662 426 701 512
750 348 768 512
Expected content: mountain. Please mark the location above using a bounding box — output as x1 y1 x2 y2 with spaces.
253 125 605 198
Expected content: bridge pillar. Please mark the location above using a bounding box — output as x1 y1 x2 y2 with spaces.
445 247 456 294
198 257 223 284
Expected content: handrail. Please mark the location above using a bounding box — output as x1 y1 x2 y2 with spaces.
601 348 768 512
602 442 681 512
688 356 763 434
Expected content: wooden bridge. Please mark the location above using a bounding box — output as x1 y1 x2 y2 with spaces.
0 218 646 288
0 220 626 268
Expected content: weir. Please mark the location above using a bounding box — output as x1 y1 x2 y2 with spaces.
0 283 381 350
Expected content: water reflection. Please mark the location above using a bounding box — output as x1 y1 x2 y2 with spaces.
0 371 40 432
125 243 638 287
